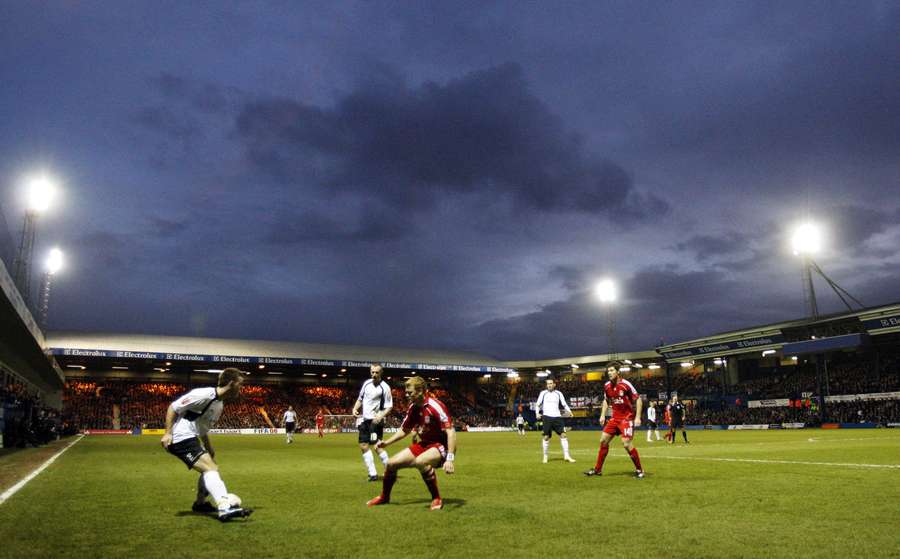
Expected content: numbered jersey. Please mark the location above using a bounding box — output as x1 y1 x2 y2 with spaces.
401 397 452 446
603 379 639 420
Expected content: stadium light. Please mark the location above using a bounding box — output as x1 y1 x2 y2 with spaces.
792 356 798 361
680 362 693 368
595 279 616 303
14 172 61 308
507 372 519 379
791 222 823 256
648 364 660 370
45 247 63 274
633 363 643 368
570 364 579 369
268 371 283 375
37 247 64 330
536 371 549 378
165 362 172 366
713 358 724 365
483 374 492 378
619 366 631 372
762 349 776 356
258 364 265 369
112 366 128 370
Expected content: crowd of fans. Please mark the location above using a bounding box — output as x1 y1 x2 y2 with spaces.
1 382 70 448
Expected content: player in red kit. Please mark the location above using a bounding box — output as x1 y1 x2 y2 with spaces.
584 362 645 479
315 410 325 438
366 376 457 511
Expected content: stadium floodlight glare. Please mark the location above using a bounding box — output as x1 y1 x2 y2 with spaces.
45 247 63 274
595 279 617 303
648 364 660 370
268 371 283 375
762 349 776 356
791 222 823 255
536 371 549 378
570 364 579 369
507 372 519 379
713 358 724 365
680 362 693 368
633 363 643 368
258 364 265 369
25 173 58 213
619 366 631 372
483 373 492 378
792 356 798 361
165 361 172 366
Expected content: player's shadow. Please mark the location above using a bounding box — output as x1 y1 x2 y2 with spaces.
406 498 466 510
175 506 264 518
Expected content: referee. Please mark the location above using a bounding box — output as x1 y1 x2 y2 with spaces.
668 395 688 444
536 378 576 463
352 364 393 481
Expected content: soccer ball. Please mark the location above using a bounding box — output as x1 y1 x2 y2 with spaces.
226 493 242 507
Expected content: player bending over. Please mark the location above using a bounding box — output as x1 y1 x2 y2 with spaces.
584 362 645 479
161 368 253 521
367 376 457 511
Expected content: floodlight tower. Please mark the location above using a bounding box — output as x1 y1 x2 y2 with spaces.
13 174 57 307
595 278 617 361
791 223 821 319
37 247 63 330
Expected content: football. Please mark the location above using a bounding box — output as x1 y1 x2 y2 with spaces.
226 493 242 507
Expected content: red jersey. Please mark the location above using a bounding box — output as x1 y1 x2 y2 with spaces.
603 378 639 420
315 414 324 426
401 396 452 446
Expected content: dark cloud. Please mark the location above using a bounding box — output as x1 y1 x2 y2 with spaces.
266 208 409 244
674 232 749 262
236 63 669 217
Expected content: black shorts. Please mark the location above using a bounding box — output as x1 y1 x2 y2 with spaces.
285 422 296 433
358 419 384 444
647 420 658 429
671 420 683 429
167 437 206 469
542 417 565 437
517 423 525 431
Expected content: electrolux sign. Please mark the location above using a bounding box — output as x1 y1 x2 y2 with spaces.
660 334 784 359
49 348 511 373
862 313 900 333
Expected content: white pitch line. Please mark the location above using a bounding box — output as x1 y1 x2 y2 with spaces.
639 454 900 469
0 434 84 506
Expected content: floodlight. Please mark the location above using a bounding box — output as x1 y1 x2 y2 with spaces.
761 350 776 356
536 371 549 378
45 247 63 274
483 374 492 378
25 174 57 213
713 358 724 365
791 223 822 255
595 278 617 303
507 372 519 378
619 366 631 372
648 364 660 370
680 362 693 368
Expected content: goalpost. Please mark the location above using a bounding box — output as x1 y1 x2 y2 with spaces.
321 415 358 433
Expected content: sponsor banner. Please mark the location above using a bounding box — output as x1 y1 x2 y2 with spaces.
659 334 784 360
839 422 879 429
141 429 166 435
466 427 517 432
825 391 900 403
748 398 790 408
300 428 340 434
781 423 806 429
861 313 900 333
887 423 900 428
209 428 286 435
49 347 514 373
83 429 131 435
727 424 770 430
704 425 729 430
821 423 841 429
782 333 868 356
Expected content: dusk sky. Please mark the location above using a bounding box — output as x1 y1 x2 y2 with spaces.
1 2 897 360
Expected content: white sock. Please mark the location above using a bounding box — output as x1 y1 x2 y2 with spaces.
378 450 389 466
561 438 571 458
542 439 549 457
647 431 652 442
362 450 377 476
656 430 661 440
202 471 229 510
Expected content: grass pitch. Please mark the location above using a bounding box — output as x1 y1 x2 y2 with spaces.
1 429 899 558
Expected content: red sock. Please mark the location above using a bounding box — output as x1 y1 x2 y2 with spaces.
421 466 440 499
594 445 609 472
628 447 643 471
382 468 398 499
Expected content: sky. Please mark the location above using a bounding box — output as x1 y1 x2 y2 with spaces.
0 2 897 360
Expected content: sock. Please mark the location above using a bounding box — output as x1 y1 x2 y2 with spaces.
420 466 440 499
378 450 389 466
542 439 549 457
382 467 398 500
594 445 609 472
560 438 571 458
195 475 209 503
647 430 651 442
683 430 688 442
628 447 643 472
655 430 661 441
202 471 229 510
363 450 377 476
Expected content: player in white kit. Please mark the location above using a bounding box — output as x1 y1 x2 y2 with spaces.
282 405 298 444
536 378 576 463
161 368 252 521
352 364 393 481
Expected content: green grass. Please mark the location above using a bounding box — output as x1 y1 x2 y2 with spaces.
1 430 899 558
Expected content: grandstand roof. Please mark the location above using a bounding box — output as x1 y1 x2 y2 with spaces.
46 331 511 370
505 350 661 370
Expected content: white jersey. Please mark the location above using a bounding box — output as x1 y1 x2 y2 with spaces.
647 406 657 422
171 387 224 444
516 415 525 425
357 379 393 420
283 410 297 423
536 390 571 418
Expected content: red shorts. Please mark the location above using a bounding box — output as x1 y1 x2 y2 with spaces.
409 442 447 465
603 418 635 440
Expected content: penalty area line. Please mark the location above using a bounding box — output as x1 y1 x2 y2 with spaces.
0 434 85 506
639 454 900 469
